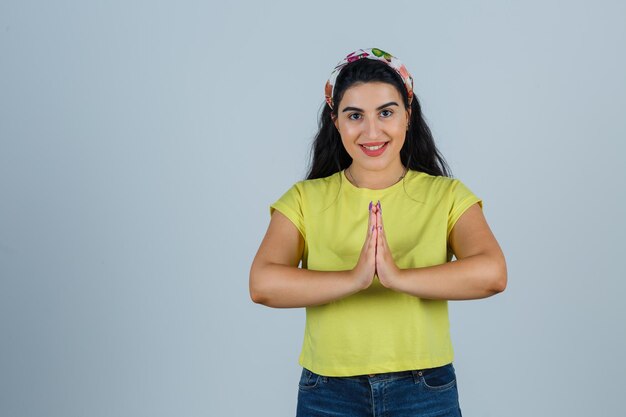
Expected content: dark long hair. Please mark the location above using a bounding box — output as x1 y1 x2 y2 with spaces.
306 59 452 179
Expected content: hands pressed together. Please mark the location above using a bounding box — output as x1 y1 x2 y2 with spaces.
351 201 402 291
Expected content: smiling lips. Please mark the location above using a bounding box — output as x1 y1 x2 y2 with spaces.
360 142 388 157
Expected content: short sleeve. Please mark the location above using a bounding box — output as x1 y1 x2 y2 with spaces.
447 179 483 239
269 183 306 240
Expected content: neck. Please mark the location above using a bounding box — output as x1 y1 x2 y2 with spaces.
346 163 407 190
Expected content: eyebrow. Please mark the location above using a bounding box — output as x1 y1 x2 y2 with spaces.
341 102 399 113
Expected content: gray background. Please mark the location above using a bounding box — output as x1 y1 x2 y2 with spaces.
1 1 625 416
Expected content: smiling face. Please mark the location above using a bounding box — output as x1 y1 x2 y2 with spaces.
333 82 411 180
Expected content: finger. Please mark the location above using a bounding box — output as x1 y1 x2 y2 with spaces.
368 207 377 250
370 203 379 239
379 221 387 251
371 223 377 245
375 206 388 252
372 201 379 229
368 201 379 241
367 201 373 237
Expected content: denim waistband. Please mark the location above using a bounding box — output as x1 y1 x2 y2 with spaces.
332 363 453 383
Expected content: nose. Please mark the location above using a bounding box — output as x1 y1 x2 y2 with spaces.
364 116 383 139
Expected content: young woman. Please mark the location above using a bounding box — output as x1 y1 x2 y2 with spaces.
250 48 507 417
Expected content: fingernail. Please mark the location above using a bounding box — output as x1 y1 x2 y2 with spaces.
369 201 372 212
378 200 382 213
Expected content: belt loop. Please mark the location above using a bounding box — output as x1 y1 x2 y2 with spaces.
411 369 420 384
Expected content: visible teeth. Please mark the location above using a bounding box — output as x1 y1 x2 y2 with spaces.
363 144 385 150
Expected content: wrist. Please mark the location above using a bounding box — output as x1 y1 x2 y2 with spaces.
388 267 406 292
347 269 368 292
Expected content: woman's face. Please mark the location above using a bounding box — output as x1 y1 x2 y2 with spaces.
333 82 411 174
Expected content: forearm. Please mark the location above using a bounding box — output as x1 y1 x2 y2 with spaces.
391 254 507 300
250 263 359 308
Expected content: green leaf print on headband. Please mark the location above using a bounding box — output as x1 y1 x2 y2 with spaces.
371 48 392 62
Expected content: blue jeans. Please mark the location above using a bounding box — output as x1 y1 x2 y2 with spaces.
296 363 462 417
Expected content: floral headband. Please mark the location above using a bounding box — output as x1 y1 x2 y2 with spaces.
324 48 414 110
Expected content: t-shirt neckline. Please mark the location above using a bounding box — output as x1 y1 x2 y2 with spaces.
340 169 414 196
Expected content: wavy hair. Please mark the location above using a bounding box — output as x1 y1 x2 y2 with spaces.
306 59 451 179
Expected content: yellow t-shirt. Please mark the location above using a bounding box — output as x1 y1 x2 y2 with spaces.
269 169 482 377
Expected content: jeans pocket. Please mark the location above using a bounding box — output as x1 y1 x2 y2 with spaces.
298 368 321 391
419 363 457 392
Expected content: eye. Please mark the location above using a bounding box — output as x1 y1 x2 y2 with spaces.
348 113 362 120
380 109 393 117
